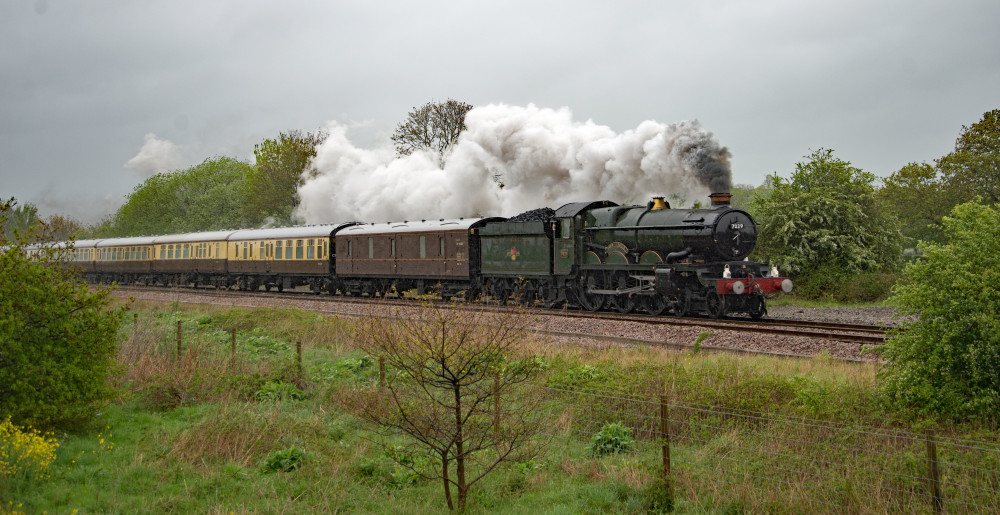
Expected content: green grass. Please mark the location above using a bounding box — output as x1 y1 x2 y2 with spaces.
2 302 996 513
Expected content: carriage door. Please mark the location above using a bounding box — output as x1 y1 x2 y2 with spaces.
554 218 574 275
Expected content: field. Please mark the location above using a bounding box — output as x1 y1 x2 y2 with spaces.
3 301 997 514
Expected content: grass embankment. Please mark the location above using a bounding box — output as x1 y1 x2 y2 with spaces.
2 301 995 513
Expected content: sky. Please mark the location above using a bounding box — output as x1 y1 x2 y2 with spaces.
2 0 998 223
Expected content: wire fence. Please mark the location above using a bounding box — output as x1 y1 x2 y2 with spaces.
137 316 998 513
531 383 1000 514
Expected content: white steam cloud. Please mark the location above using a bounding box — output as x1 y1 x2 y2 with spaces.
296 104 731 223
124 133 183 178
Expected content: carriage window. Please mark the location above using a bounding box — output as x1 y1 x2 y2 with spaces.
347 240 352 257
242 242 248 260
420 236 426 259
368 238 374 259
168 245 174 259
275 240 282 259
391 239 395 258
561 219 571 239
183 244 190 259
307 239 315 259
440 236 445 256
296 240 304 259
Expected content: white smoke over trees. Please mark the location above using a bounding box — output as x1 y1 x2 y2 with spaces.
296 104 731 224
124 133 184 179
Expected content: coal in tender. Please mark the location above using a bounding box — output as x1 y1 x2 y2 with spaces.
507 207 555 222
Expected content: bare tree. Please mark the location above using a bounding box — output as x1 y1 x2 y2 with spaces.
390 99 473 165
353 304 547 511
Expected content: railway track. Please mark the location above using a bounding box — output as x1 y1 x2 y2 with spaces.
116 285 892 347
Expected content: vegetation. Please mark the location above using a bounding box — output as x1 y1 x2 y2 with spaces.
751 148 902 300
242 130 327 227
878 200 1000 420
390 99 473 165
353 304 546 511
0 199 127 428
2 301 996 513
99 156 254 237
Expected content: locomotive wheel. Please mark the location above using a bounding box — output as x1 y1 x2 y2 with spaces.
672 295 690 317
706 291 727 319
516 279 537 307
489 278 511 305
577 273 606 312
643 296 668 316
748 294 766 320
612 294 636 314
610 273 636 314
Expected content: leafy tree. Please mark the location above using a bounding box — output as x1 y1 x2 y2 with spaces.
0 198 127 428
729 183 762 212
751 149 902 287
391 99 473 165
878 200 1000 420
939 109 1000 204
242 130 326 227
879 162 953 245
110 157 253 236
353 304 546 511
1 202 39 239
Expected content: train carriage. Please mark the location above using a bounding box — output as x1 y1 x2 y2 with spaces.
150 230 235 287
93 236 157 284
335 218 501 299
226 224 355 292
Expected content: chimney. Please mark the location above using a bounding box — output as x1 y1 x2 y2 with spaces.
709 192 732 207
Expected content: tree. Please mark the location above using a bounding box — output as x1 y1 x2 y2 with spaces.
939 109 1000 204
390 99 473 165
878 162 953 245
242 130 326 227
110 156 253 236
0 198 127 428
751 149 903 278
353 304 546 511
1 202 39 239
877 200 1000 420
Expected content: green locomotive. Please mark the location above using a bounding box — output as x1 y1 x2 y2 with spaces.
479 193 792 318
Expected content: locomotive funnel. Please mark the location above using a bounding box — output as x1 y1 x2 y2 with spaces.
709 192 732 207
650 197 669 211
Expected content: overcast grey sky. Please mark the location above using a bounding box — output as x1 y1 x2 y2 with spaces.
2 0 998 223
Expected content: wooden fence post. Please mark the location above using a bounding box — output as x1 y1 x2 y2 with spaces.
231 329 237 363
925 429 943 514
379 356 386 390
661 394 673 509
494 370 501 442
176 320 182 359
296 341 303 379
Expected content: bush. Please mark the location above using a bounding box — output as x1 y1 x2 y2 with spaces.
878 201 1000 420
0 199 127 428
588 422 635 456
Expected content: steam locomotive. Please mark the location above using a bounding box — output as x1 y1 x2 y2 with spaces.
57 192 791 318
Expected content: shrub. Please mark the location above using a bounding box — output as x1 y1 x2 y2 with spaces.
1 199 127 428
878 201 1000 420
588 422 634 456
